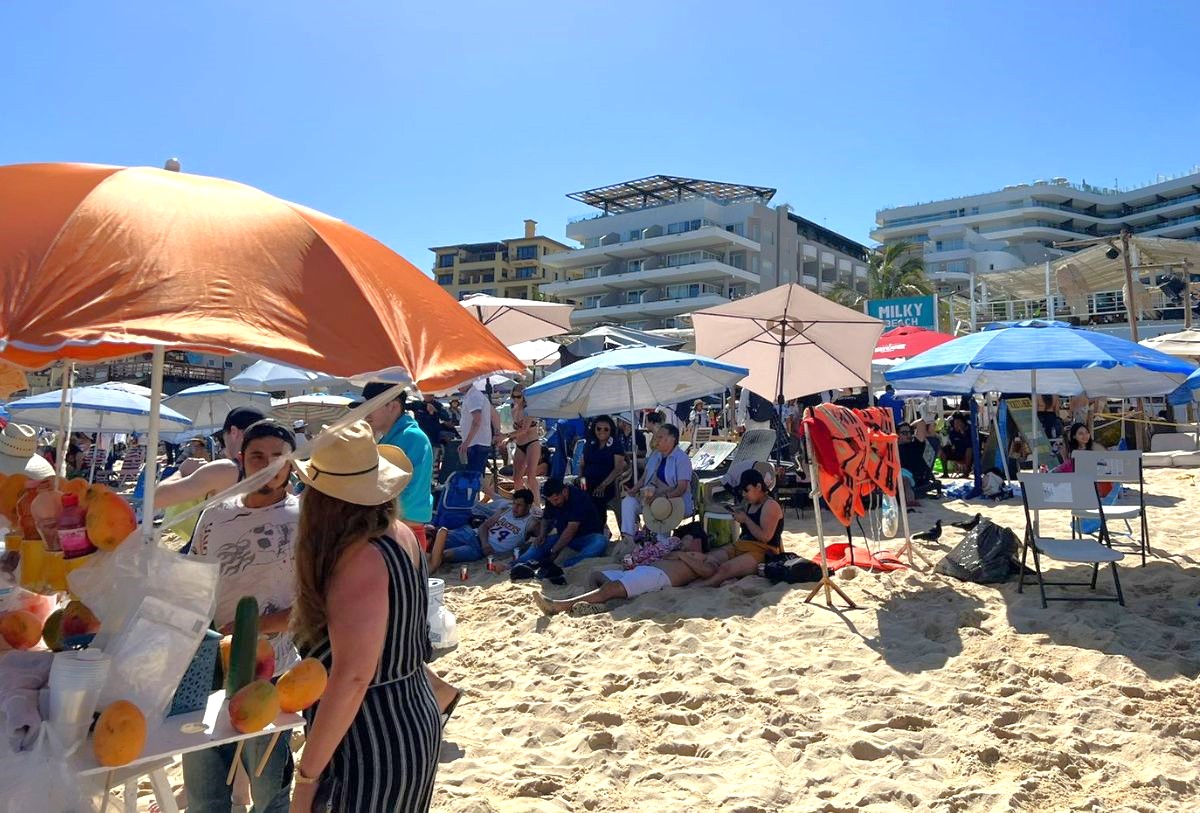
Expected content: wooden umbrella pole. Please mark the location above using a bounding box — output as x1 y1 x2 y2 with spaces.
254 731 282 777
226 740 245 785
802 428 856 609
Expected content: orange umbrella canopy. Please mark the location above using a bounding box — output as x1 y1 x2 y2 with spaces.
0 162 520 390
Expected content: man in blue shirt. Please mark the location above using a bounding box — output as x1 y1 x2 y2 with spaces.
515 478 608 569
363 382 433 550
878 384 905 429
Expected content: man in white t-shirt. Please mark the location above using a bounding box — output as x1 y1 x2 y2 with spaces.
428 487 540 571
182 419 298 813
456 378 493 475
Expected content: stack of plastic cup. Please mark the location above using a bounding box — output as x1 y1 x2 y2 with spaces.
47 648 112 747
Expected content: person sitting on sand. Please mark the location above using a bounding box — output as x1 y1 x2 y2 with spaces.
428 488 539 571
536 529 712 615
698 467 783 587
514 478 608 568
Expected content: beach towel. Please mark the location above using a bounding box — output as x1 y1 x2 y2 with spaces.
802 404 901 528
815 541 907 573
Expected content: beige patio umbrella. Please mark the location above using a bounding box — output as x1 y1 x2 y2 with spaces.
692 283 884 404
460 294 574 346
1140 329 1200 359
692 284 888 609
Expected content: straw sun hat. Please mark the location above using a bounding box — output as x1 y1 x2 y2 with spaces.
294 420 412 506
644 495 687 536
0 423 55 479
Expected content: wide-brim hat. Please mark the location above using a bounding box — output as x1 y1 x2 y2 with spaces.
0 423 55 480
294 420 412 506
644 495 687 536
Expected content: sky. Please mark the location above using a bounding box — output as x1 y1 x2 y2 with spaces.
4 1 1200 272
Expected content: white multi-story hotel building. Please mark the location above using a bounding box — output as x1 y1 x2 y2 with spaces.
872 169 1200 289
540 176 870 330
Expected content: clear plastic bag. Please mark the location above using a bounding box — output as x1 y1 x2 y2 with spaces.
0 725 91 813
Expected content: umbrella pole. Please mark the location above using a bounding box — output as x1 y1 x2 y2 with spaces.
802 428 856 609
140 345 166 545
627 373 638 485
993 409 1012 482
55 363 75 478
1031 370 1039 471
89 413 104 484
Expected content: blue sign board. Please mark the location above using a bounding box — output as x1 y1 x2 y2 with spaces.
866 295 938 330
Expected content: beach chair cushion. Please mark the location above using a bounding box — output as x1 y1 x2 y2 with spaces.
1142 452 1175 468
1149 433 1198 453
1034 537 1124 563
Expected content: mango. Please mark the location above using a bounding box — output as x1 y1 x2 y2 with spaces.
0 474 27 523
61 599 100 646
92 700 147 766
41 608 65 651
276 658 328 713
219 635 275 681
84 490 137 551
0 610 42 649
227 680 280 734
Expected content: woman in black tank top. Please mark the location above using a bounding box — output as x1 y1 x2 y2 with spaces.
699 466 784 587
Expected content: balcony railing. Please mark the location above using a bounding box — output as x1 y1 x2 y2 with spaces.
93 361 225 384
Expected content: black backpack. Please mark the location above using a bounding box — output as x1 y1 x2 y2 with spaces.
747 391 776 423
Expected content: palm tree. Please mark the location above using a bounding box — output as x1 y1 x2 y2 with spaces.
827 241 932 309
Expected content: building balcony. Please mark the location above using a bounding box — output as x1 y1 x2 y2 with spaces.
540 260 757 297
541 226 760 270
569 293 731 325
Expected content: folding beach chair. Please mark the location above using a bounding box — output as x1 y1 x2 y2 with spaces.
690 426 713 448
1071 449 1148 567
433 469 483 531
1017 472 1124 608
115 445 146 491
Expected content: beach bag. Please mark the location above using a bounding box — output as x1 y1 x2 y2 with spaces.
763 555 822 584
935 519 1021 583
747 392 775 423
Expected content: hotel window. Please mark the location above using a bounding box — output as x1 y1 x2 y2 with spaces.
725 223 745 236
584 295 603 309
728 251 746 269
516 267 538 279
628 229 642 241
626 259 643 274
436 274 453 285
627 289 648 304
667 219 702 235
437 254 456 268
515 245 537 260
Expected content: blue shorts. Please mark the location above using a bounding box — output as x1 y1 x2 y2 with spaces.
464 444 491 474
443 526 484 562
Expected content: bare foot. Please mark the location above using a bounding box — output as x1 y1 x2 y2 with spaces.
428 527 449 572
535 593 567 615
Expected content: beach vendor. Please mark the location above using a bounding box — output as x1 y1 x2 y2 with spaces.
620 423 693 540
362 382 434 550
0 422 56 480
182 419 299 813
699 467 783 587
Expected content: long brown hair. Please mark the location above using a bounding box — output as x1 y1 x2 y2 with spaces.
292 487 395 648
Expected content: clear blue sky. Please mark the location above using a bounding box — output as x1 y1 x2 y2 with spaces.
4 1 1199 270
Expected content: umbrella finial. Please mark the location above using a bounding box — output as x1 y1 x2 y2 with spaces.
163 158 182 172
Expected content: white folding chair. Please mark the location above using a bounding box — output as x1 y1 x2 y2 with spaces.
1071 449 1148 567
1017 472 1125 608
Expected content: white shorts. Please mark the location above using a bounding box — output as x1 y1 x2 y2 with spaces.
600 565 672 598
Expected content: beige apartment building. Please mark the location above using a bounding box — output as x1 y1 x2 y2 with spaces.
431 219 571 300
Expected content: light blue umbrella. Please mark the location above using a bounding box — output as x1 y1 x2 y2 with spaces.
164 383 273 435
886 320 1196 468
1168 367 1200 405
524 346 747 480
7 385 193 481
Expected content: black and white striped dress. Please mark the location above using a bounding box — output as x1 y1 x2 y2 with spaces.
303 535 441 811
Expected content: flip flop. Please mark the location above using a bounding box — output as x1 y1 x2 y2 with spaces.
440 691 462 730
570 601 609 617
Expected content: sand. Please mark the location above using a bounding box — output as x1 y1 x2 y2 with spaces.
122 469 1200 812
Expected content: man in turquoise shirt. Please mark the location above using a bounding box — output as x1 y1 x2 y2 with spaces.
363 382 433 550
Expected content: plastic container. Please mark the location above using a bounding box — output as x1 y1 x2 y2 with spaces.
18 538 45 591
427 578 458 650
169 629 221 717
43 550 67 592
57 495 94 560
47 648 111 745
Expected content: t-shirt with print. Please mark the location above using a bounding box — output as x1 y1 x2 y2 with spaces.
458 385 493 449
189 493 301 675
485 508 533 555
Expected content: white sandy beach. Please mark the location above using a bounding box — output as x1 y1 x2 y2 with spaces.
126 468 1200 812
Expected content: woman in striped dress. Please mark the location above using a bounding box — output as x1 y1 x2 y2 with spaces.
290 421 441 812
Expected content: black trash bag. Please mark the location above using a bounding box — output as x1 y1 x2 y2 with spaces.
935 518 1022 583
763 555 823 584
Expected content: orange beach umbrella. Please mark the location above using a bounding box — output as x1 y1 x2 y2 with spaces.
0 162 520 389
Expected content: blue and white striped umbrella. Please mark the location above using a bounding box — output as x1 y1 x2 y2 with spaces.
164 383 272 436
7 384 193 433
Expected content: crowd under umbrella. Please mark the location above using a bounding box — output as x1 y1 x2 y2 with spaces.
522 346 748 483
885 319 1197 472
0 161 522 545
5 384 193 481
163 382 272 436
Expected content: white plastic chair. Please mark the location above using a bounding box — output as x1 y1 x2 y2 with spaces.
1071 449 1148 566
1017 472 1125 608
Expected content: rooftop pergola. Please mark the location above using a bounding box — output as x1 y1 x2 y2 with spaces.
567 175 776 214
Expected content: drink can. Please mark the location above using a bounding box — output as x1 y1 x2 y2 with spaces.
757 563 766 577
486 556 494 572
459 565 468 581
512 547 522 561
623 555 634 570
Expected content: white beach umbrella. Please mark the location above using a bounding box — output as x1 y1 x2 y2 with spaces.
164 383 273 435
460 294 574 346
229 360 345 394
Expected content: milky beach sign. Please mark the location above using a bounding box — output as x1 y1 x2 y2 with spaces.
866 295 937 330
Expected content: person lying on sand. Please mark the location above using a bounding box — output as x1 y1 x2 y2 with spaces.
536 532 712 616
